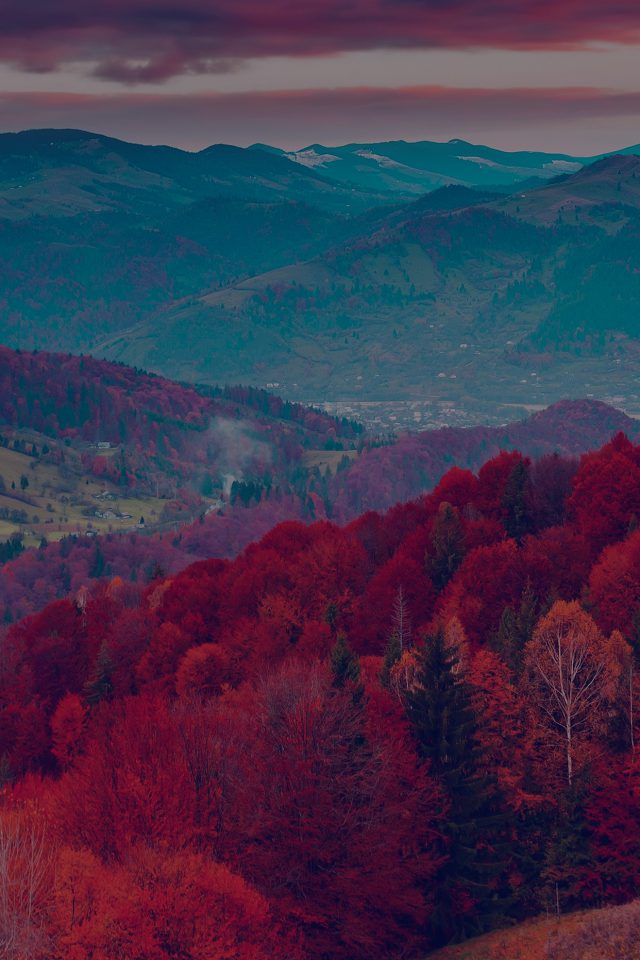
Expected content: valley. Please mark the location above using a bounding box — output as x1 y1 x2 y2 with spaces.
0 131 640 428
2 125 640 960
95 154 640 421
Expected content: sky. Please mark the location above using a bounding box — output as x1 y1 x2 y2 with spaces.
1 1 640 153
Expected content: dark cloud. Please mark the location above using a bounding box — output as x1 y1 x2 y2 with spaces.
2 2 640 81
0 85 639 152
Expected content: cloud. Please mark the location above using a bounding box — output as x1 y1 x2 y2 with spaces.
0 86 639 153
2 2 640 81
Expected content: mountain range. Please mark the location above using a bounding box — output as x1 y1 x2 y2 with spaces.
2 129 640 423
252 137 640 194
102 153 640 420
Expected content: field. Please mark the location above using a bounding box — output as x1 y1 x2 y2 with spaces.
301 448 359 474
0 439 168 546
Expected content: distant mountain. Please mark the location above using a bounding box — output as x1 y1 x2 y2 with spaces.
0 128 400 354
259 137 640 196
2 129 640 422
0 128 388 218
104 155 640 418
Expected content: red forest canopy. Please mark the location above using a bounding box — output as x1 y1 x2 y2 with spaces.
3 435 640 957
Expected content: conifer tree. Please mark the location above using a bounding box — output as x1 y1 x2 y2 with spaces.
426 503 465 591
330 633 364 704
543 784 594 914
502 460 533 544
84 640 114 707
380 632 402 689
89 542 105 579
405 629 511 944
492 581 538 672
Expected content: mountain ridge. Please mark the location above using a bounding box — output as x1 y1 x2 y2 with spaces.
266 136 640 195
103 156 640 417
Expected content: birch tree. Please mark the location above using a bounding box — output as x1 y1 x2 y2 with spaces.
524 601 615 785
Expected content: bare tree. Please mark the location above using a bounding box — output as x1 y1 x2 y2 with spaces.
0 809 54 960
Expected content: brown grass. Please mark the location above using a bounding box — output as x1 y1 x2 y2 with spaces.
429 902 640 960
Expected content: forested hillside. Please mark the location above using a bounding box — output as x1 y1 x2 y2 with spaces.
3 133 640 422
3 432 640 957
0 347 631 625
0 345 362 563
0 129 391 355
112 156 640 414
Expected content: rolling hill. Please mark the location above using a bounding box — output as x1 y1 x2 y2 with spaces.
0 129 396 354
431 900 640 960
103 155 640 421
0 374 633 624
0 128 386 219
0 345 361 551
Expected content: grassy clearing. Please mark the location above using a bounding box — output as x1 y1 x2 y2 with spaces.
0 439 166 546
301 449 359 474
429 908 612 960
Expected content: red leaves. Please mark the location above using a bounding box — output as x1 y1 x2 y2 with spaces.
569 434 640 554
50 694 87 770
4 435 640 955
54 846 301 960
589 528 640 636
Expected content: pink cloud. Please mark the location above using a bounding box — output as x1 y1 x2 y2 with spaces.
2 2 640 81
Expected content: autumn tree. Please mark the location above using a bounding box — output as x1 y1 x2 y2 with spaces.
523 601 622 785
175 643 235 700
243 660 443 959
54 844 301 960
50 693 87 769
391 584 411 650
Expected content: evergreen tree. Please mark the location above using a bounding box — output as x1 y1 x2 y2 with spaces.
324 600 339 636
380 631 402 689
405 629 512 944
426 503 465 591
542 784 594 914
0 752 13 788
330 633 364 704
89 543 105 579
491 581 538 672
84 640 114 707
502 460 533 544
492 606 518 668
